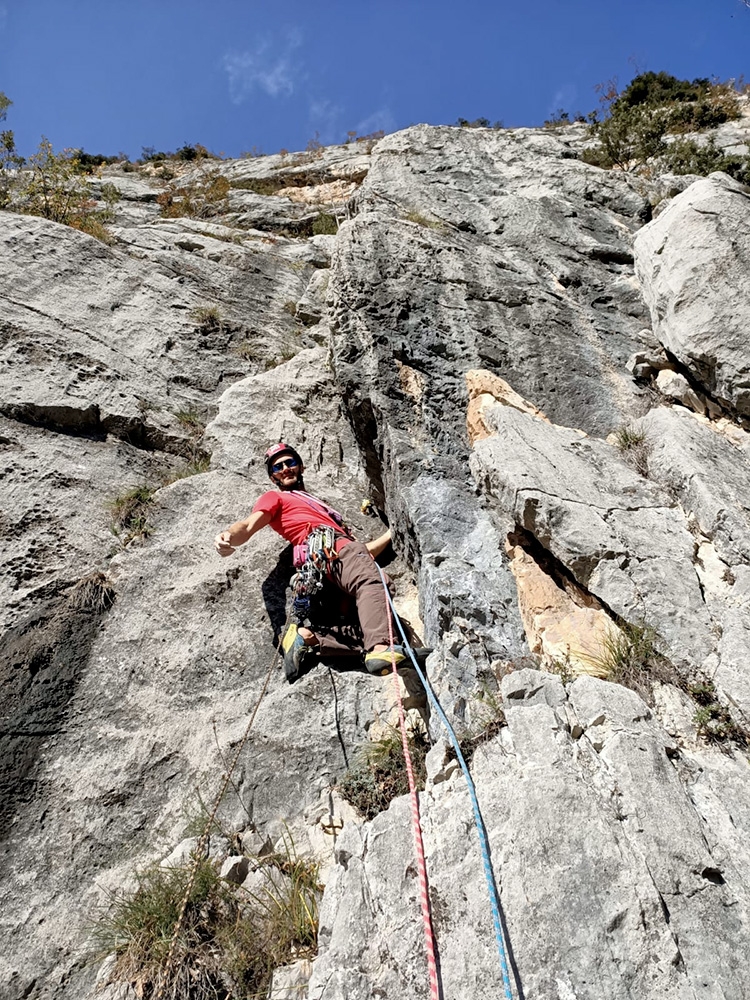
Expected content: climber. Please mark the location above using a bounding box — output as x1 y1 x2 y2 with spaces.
214 442 407 683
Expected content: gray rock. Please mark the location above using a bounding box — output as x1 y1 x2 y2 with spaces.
635 172 750 418
471 402 715 676
655 369 711 415
5 125 750 1000
220 854 250 883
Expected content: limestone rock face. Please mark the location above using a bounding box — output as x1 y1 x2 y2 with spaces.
635 172 750 419
3 127 750 1000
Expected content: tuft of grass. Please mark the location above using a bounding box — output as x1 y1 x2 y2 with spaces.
592 622 677 705
95 842 321 999
311 212 338 235
164 455 211 483
70 571 116 613
338 724 429 820
191 305 223 332
233 339 262 362
690 679 748 748
404 209 445 231
108 484 155 544
174 408 205 431
614 424 650 477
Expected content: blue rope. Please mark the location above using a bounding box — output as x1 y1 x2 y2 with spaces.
376 565 515 1000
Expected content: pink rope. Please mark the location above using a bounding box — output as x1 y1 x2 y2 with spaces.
385 607 441 1000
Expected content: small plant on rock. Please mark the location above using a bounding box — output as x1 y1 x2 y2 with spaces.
96 841 321 998
311 212 338 235
108 484 155 544
690 679 748 748
404 209 445 231
338 724 429 820
191 305 223 332
592 622 678 705
70 571 116 613
158 168 230 220
614 424 650 477
175 408 205 432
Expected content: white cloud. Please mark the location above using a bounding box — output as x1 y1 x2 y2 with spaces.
354 108 396 136
308 98 344 144
548 84 577 116
223 29 302 103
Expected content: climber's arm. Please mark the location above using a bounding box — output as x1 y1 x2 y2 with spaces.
214 509 273 556
365 528 392 559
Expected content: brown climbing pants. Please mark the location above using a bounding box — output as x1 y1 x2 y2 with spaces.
314 540 394 657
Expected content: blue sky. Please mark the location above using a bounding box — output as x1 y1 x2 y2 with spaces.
1 0 749 159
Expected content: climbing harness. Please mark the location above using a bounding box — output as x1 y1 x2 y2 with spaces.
376 563 516 1000
290 524 340 623
152 619 288 1000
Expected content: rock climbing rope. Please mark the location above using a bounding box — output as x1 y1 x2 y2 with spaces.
384 589 442 1000
377 563 516 1000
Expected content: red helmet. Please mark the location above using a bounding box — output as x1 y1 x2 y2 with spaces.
264 442 303 476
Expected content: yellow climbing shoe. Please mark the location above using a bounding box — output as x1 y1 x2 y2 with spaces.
364 646 406 676
281 624 315 683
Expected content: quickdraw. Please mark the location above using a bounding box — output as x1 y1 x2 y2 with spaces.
290 525 339 623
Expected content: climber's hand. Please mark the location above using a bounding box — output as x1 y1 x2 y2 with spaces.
215 531 236 557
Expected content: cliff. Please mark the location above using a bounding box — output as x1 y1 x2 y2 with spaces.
3 121 750 1000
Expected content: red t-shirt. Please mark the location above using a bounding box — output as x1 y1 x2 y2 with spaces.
252 490 351 547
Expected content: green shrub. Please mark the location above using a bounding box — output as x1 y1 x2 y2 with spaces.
544 109 571 129
73 150 122 172
587 72 744 174
660 136 750 184
0 134 116 241
690 679 748 747
158 170 230 219
455 117 503 129
338 725 429 820
311 212 338 235
140 146 168 163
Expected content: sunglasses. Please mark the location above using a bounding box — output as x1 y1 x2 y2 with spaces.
271 458 299 472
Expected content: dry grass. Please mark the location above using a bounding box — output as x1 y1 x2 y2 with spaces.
70 571 116 613
108 485 155 544
96 842 321 1000
590 622 678 706
614 424 650 477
